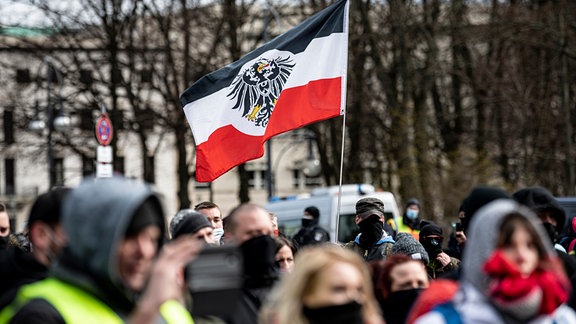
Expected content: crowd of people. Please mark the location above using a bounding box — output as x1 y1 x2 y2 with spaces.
1 177 576 324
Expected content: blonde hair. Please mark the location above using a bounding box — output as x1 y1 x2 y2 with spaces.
259 245 382 324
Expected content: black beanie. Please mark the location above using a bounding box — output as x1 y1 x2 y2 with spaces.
304 206 320 219
460 186 509 232
171 210 212 239
125 198 164 237
419 221 443 238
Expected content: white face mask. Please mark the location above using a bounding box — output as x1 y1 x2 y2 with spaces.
212 228 224 243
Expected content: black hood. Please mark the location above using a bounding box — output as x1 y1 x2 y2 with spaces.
512 186 566 232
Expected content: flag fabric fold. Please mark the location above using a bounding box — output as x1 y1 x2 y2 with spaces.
180 0 349 182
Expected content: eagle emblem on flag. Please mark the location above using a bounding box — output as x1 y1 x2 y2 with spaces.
228 54 295 127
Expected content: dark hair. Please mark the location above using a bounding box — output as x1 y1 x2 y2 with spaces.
194 201 220 211
497 212 547 261
274 235 297 256
370 254 415 299
0 203 6 212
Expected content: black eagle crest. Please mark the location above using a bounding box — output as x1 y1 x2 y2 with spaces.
228 55 295 127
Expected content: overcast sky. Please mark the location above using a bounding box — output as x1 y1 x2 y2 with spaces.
0 2 52 27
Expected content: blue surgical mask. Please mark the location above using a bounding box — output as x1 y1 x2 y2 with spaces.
406 209 419 220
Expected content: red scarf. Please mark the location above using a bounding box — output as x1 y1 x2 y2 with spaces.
483 250 569 315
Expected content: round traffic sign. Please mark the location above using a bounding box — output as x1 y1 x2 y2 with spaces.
95 113 113 146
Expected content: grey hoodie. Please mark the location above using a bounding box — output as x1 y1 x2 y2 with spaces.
462 199 555 295
415 199 576 324
57 177 166 307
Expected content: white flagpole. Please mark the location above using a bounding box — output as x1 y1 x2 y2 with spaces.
335 0 349 244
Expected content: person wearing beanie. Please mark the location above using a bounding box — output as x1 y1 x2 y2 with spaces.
0 187 71 309
391 232 429 266
1 177 200 324
414 200 576 323
343 197 395 262
292 205 330 248
512 186 566 248
170 209 215 245
513 186 576 309
407 192 505 323
419 221 461 279
398 198 422 240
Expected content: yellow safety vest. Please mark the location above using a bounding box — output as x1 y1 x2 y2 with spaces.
0 278 193 324
397 219 420 240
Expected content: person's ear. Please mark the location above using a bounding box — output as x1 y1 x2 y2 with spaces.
29 222 50 250
355 215 361 225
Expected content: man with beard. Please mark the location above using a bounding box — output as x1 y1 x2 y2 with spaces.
344 197 395 262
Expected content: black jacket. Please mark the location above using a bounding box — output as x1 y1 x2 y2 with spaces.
292 220 330 248
0 247 48 309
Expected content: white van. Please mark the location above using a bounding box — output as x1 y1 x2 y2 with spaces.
264 184 401 244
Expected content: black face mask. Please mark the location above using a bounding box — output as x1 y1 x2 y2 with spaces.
421 238 443 259
542 222 558 245
301 218 315 228
379 288 424 324
303 301 363 324
358 216 384 249
0 235 9 250
239 235 278 288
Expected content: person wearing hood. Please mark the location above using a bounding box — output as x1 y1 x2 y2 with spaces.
513 186 576 309
292 206 330 248
415 199 576 324
344 198 395 262
398 198 422 240
418 221 461 279
1 177 200 324
513 186 567 252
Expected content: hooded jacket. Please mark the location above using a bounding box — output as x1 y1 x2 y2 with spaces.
414 199 575 324
61 178 165 307
6 178 168 323
512 186 566 232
